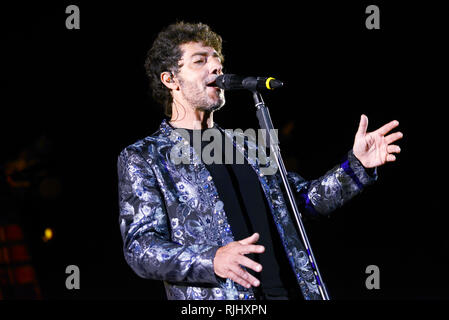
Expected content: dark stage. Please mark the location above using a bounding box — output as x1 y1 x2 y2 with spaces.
1 1 448 301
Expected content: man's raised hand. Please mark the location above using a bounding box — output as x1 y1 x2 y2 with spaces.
353 114 403 168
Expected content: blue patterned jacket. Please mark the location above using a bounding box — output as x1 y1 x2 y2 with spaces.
117 119 377 300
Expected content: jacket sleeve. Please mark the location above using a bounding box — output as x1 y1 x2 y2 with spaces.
287 149 378 217
117 147 220 285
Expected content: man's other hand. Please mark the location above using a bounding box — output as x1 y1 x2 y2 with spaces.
213 233 265 289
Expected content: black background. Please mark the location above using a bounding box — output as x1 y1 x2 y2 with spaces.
2 1 448 301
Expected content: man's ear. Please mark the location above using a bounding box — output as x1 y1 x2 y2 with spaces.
161 71 179 90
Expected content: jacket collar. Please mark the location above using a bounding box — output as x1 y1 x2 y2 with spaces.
159 119 219 136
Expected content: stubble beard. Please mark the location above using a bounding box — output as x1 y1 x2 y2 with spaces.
179 78 226 113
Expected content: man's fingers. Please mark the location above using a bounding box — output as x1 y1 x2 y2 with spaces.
239 244 265 255
226 270 251 289
356 114 369 137
237 255 263 273
230 265 260 288
376 120 399 136
238 233 259 245
387 145 401 154
386 154 396 162
385 131 403 144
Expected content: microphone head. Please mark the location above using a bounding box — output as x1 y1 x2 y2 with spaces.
214 74 245 90
213 74 225 89
212 74 283 91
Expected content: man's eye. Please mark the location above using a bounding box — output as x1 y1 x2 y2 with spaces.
194 59 205 64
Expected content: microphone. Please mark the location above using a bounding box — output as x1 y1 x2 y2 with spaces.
211 74 283 91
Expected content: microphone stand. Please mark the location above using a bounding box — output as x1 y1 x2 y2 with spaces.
252 91 330 300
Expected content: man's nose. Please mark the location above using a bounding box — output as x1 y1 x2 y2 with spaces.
210 61 223 75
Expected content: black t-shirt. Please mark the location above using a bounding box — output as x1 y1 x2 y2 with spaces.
186 128 302 300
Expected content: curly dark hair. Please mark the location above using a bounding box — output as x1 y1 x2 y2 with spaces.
144 22 224 117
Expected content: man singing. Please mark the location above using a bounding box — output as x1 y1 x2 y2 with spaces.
117 22 403 300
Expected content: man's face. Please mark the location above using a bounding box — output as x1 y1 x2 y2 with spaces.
175 42 225 112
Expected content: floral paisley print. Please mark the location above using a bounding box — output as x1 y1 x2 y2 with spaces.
117 119 377 300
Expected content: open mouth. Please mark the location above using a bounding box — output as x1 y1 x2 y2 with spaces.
206 78 219 88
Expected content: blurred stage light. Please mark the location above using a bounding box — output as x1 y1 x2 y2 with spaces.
42 228 53 242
